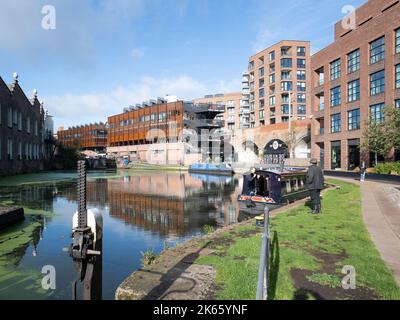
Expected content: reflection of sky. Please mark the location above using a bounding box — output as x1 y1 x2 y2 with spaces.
0 171 242 300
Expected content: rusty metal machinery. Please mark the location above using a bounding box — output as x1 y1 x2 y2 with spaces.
69 160 102 300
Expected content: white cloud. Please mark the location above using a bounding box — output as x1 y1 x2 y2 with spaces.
131 48 145 60
44 75 212 129
0 0 146 67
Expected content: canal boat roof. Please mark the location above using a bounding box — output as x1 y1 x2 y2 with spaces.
243 168 307 177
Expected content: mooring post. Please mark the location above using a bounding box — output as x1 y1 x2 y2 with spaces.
256 206 270 300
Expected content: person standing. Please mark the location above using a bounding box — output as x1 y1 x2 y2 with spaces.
360 161 366 182
306 158 325 214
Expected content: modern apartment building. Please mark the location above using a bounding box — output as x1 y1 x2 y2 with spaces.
0 73 50 176
311 0 400 170
247 40 312 128
193 92 242 132
57 123 108 152
107 99 226 164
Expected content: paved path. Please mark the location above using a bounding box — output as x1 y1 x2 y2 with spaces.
334 177 400 285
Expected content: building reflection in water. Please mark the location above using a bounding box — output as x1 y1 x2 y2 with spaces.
106 172 242 236
48 172 243 237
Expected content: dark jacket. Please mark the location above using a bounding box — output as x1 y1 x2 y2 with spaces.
306 164 324 190
360 163 366 174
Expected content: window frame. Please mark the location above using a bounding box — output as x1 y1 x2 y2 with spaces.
330 113 341 133
370 36 385 64
347 49 360 73
348 108 360 131
348 79 360 102
370 70 385 96
330 59 341 80
330 86 341 107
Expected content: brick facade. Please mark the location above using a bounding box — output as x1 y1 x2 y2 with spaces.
311 0 400 170
0 75 47 176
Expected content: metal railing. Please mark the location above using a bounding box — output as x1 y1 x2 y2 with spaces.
256 207 270 300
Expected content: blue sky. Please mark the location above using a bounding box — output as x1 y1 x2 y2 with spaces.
0 0 366 129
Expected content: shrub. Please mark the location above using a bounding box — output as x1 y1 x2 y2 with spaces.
140 249 157 266
375 162 400 175
202 224 215 235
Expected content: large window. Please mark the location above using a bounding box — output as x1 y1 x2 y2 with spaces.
269 51 275 61
281 71 291 80
348 79 360 102
331 141 341 169
297 94 306 103
396 64 400 89
297 46 306 56
269 96 276 106
259 88 265 98
396 29 400 54
297 70 306 80
330 59 341 80
370 70 385 96
348 109 360 131
331 113 341 133
281 81 292 91
297 82 306 92
370 103 385 124
330 86 341 107
259 67 265 78
347 49 360 73
297 105 306 115
281 104 290 115
281 58 292 68
269 73 275 84
297 59 306 69
370 36 385 64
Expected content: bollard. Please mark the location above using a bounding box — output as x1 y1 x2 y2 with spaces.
256 206 270 300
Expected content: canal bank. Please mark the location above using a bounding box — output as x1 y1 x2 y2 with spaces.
116 179 400 300
0 170 244 300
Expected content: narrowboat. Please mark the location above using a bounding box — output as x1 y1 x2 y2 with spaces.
188 163 235 175
238 168 309 215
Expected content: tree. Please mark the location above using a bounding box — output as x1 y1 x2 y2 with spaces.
382 106 400 154
361 105 400 166
361 119 386 167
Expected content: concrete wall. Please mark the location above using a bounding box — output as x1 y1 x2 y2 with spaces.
107 142 202 166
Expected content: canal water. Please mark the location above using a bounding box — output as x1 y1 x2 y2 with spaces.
0 170 244 300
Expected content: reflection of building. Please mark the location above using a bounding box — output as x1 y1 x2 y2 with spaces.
106 172 242 236
311 0 400 170
57 123 108 152
107 99 226 164
0 73 53 176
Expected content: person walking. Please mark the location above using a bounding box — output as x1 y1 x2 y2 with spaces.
360 161 367 182
306 158 325 214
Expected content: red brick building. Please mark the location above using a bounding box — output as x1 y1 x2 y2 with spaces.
311 0 400 170
246 40 312 128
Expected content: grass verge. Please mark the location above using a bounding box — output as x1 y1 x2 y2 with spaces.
196 179 400 300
